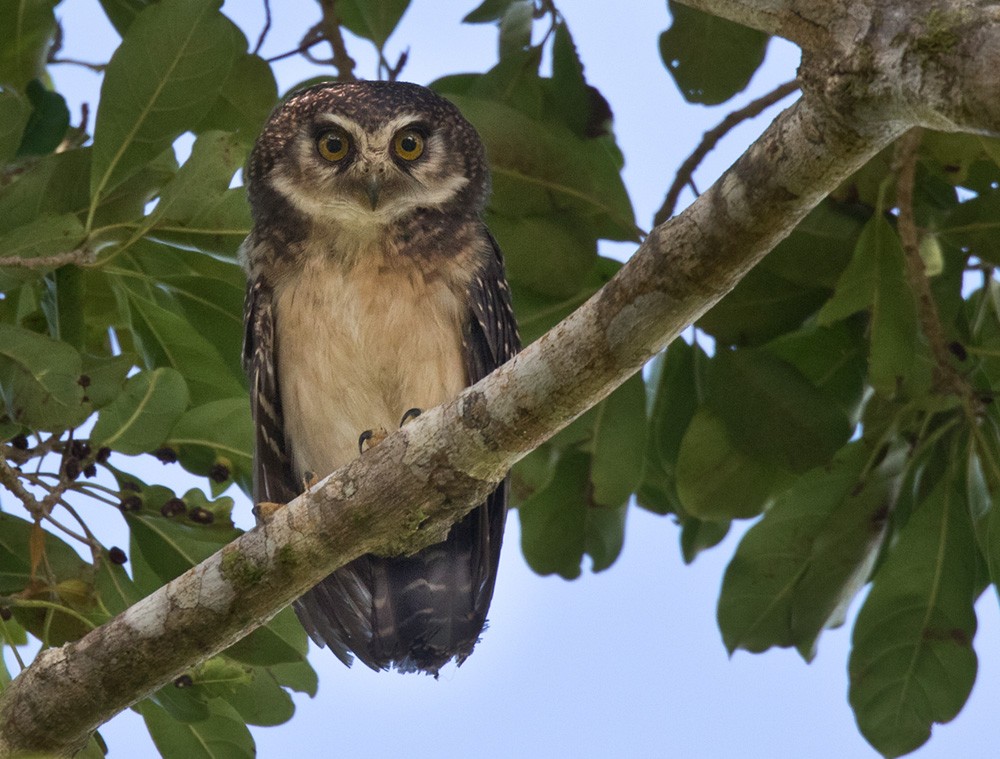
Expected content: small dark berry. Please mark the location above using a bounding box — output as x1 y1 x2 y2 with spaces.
0 607 11 621
160 498 186 518
174 674 193 688
77 374 91 388
948 341 968 361
64 458 81 481
208 463 230 483
108 546 127 565
83 463 97 478
188 507 215 524
10 435 28 450
96 447 111 463
70 440 91 459
153 447 178 464
121 481 141 493
119 495 142 512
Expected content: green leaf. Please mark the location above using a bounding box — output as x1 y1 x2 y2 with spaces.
149 189 250 258
0 147 91 236
762 200 866 289
0 512 87 595
268 658 318 697
705 348 852 473
944 190 1000 265
144 132 252 258
96 0 152 34
16 79 69 156
94 552 143 616
0 86 30 162
659 2 769 105
698 266 829 347
519 450 626 578
675 407 788 521
197 661 294 727
224 606 308 667
152 131 247 225
195 54 277 137
139 697 255 759
156 273 245 381
849 475 978 757
128 508 242 588
80 353 134 408
91 368 189 455
591 373 647 507
547 22 595 139
0 213 86 291
90 0 243 199
166 398 253 493
817 215 881 324
867 217 934 398
638 340 703 516
718 441 902 659
487 212 595 298
764 319 867 424
463 0 519 23
117 283 245 405
447 94 637 241
680 518 730 564
0 324 88 429
0 0 55 90
336 0 409 48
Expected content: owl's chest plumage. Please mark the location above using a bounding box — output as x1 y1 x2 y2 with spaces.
273 252 469 480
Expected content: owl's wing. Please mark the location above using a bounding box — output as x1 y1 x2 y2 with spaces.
243 275 376 668
466 230 521 379
450 229 521 653
243 277 295 506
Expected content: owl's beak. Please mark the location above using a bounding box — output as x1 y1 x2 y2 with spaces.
365 176 382 210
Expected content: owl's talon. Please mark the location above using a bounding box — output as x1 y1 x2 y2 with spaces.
400 408 422 426
253 501 284 524
358 427 388 454
302 470 319 490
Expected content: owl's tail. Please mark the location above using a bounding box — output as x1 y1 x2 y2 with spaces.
293 483 506 675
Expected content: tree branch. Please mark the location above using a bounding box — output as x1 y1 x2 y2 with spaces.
654 78 800 226
0 249 91 270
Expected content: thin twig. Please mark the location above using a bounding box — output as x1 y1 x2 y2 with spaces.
48 58 106 73
317 0 357 81
253 0 272 55
894 127 967 397
0 248 92 270
654 79 801 226
0 453 42 514
0 616 26 671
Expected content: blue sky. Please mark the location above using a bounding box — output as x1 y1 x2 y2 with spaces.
34 1 1000 757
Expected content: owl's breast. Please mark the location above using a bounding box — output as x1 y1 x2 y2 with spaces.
273 255 469 480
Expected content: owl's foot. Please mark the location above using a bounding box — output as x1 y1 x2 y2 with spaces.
302 470 320 490
253 501 284 524
400 408 422 426
359 427 388 454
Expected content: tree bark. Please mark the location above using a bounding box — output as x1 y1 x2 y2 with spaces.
2 0 999 754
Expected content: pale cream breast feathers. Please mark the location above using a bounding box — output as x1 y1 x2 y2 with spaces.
274 254 468 480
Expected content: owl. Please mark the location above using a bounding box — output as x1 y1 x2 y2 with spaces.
240 81 520 675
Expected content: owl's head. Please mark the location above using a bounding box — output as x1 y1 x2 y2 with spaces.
246 81 489 234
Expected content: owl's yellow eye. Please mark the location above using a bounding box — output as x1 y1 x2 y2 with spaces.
393 130 424 161
317 129 350 161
